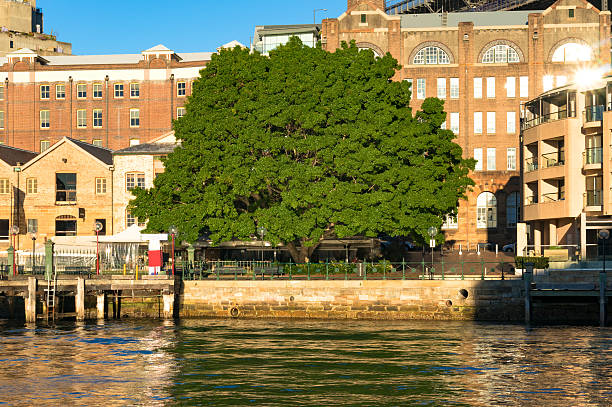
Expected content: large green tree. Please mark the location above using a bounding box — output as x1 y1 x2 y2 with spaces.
130 39 474 262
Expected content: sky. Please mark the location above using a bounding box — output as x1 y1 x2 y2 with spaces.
38 0 347 55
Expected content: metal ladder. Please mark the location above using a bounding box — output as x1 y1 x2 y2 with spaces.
44 270 57 322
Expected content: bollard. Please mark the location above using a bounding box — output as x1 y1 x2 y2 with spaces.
524 263 534 325
600 272 607 327
136 264 139 280
44 240 54 281
123 264 126 276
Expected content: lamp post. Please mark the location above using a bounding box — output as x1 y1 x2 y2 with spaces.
313 8 327 46
169 225 178 276
427 226 438 272
257 226 266 263
30 232 37 273
10 225 19 276
94 221 103 275
599 229 610 273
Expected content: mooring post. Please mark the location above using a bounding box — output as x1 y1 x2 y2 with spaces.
600 272 607 327
162 291 174 319
7 247 14 277
44 240 54 281
96 292 105 320
524 266 533 325
25 276 37 323
76 277 85 321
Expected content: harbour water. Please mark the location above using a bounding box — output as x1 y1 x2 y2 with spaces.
0 319 610 406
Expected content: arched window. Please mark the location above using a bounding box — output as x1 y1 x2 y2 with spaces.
552 43 592 62
481 44 520 64
506 192 520 228
413 46 450 65
56 215 77 237
358 46 381 58
477 192 497 229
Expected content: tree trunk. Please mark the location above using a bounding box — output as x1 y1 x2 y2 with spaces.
285 241 319 263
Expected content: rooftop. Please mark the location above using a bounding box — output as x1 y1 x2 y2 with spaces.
400 10 536 28
68 138 114 165
0 144 37 166
114 142 177 155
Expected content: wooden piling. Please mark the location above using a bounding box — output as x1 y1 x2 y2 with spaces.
25 277 37 323
96 293 105 320
76 277 85 321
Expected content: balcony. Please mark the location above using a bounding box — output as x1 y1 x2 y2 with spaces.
583 147 603 170
541 151 565 168
522 109 568 130
56 190 77 204
525 195 538 205
542 192 565 203
585 190 603 210
584 105 605 123
525 157 538 172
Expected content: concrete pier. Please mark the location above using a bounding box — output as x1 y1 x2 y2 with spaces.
25 277 37 323
96 293 105 320
76 278 85 321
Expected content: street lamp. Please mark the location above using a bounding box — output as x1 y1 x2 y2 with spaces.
257 226 266 263
313 8 328 46
427 226 438 270
94 221 103 275
599 229 610 274
10 225 19 276
30 232 37 273
169 225 178 276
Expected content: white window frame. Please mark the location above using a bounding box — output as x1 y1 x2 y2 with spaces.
177 81 186 97
487 148 496 171
177 107 186 118
130 109 140 128
77 109 86 128
40 85 50 100
474 78 482 99
474 148 483 171
506 77 516 98
93 83 103 99
76 83 87 99
486 77 495 98
486 111 496 134
507 148 517 171
450 112 459 134
441 213 459 230
130 83 140 98
474 112 483 134
519 76 528 98
93 109 103 128
416 78 426 99
450 78 459 99
114 83 124 98
56 84 66 99
506 111 516 134
40 110 50 129
437 78 446 99
477 192 497 229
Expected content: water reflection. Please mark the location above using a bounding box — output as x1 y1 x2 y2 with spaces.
0 319 610 406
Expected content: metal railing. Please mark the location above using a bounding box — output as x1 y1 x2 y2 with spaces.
525 195 538 205
541 192 565 203
584 147 603 165
522 109 568 130
585 190 603 206
541 151 565 168
525 157 538 172
585 105 605 122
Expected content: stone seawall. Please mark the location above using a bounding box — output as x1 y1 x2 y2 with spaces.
179 280 525 321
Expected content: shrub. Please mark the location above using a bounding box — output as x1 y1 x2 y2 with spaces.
515 256 549 269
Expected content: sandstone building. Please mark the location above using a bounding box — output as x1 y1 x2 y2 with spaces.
321 0 611 247
0 0 71 56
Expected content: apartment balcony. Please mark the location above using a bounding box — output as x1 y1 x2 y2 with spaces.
583 105 605 128
523 193 568 221
542 192 565 203
525 157 538 172
583 147 603 171
584 190 603 211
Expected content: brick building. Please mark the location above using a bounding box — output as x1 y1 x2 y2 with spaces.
321 0 611 247
0 45 211 152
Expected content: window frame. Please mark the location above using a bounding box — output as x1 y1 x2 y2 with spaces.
0 178 9 194
40 140 50 152
436 78 446 99
506 111 516 134
486 77 495 98
56 84 66 100
76 109 87 128
40 110 50 129
114 83 124 98
487 147 496 171
95 177 107 195
507 147 517 171
126 172 145 191
450 78 459 99
130 82 140 98
40 84 50 100
177 107 186 118
474 148 483 171
76 83 87 99
26 178 37 194
93 109 103 128
177 81 186 97
473 77 482 99
0 111 4 129
413 46 450 65
416 78 426 99
450 112 459 134
130 108 140 128
486 111 496 134
477 192 497 229
474 112 483 134
93 83 103 99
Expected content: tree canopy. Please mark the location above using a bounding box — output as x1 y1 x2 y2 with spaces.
129 38 474 262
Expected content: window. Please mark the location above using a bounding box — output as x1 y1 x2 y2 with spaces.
126 173 145 191
481 44 520 63
404 78 413 98
129 139 140 146
26 178 37 194
77 83 87 99
486 112 496 134
506 192 520 228
130 83 140 98
177 107 186 118
114 83 124 98
450 112 459 134
442 213 458 229
126 211 145 228
0 178 8 194
40 140 50 152
40 85 50 100
474 78 482 99
477 192 497 229
412 46 450 65
474 112 483 134
520 76 528 98
56 84 66 99
130 109 140 127
474 148 483 171
441 121 446 130
507 148 517 171
0 219 7 241
0 111 4 129
77 109 86 128
543 75 554 92
93 83 103 99
437 78 446 99
416 79 425 99
487 148 496 171
0 84 4 100
92 139 102 147
93 109 103 128
486 77 495 98
360 13 367 24
506 77 515 98
56 173 76 202
27 219 38 234
552 43 592 62
177 81 186 96
96 178 107 194
569 8 575 18
55 216 77 236
507 111 516 134
450 78 459 99
40 110 50 129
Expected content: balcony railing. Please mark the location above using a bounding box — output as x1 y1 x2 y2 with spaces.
585 190 603 206
585 105 605 122
525 157 538 172
542 192 565 203
584 147 603 165
541 151 565 168
525 195 538 205
522 109 568 130
56 190 76 203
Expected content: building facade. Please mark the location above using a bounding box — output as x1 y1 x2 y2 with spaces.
522 74 612 259
252 24 321 55
321 0 611 247
0 0 71 56
0 45 211 152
